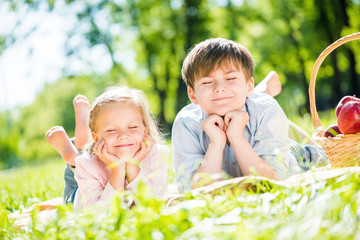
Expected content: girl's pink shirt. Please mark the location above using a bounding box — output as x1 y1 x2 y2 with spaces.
74 144 169 208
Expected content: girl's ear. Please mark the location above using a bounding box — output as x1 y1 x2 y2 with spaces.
188 86 199 105
144 126 149 135
92 132 99 142
246 77 255 97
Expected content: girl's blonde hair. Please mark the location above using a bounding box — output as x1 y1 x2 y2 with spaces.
85 86 162 153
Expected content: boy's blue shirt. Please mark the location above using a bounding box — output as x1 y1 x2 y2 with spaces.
172 93 301 193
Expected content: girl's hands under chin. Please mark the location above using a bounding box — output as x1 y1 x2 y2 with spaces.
93 138 123 167
131 134 155 164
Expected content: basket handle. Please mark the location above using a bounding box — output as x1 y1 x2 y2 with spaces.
309 32 360 132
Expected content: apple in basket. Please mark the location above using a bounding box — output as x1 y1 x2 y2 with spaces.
335 95 360 117
324 124 342 137
337 100 360 134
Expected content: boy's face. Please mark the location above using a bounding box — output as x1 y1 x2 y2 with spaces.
188 66 254 116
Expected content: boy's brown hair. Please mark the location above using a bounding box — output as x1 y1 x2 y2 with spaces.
181 38 254 89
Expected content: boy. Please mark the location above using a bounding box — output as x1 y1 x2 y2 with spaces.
172 38 325 192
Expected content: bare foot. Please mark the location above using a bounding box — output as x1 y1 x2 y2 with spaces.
73 94 91 150
255 71 282 97
46 126 78 166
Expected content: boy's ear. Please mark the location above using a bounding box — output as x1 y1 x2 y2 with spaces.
92 132 99 142
187 86 199 105
246 77 255 97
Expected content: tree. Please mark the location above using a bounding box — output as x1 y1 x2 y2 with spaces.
1 0 360 167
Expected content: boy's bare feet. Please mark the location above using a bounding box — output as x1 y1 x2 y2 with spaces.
46 126 78 166
255 71 282 97
73 94 91 150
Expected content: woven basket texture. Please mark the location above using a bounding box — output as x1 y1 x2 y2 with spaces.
309 32 360 167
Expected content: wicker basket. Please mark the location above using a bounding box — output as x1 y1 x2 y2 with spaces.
309 32 360 167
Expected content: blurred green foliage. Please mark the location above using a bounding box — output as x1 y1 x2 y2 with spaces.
0 113 19 169
0 0 359 168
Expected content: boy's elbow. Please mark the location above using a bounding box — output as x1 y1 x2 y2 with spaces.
190 173 204 190
190 174 198 190
268 169 279 180
191 172 219 190
270 171 279 181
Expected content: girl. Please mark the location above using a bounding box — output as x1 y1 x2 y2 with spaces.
46 86 168 208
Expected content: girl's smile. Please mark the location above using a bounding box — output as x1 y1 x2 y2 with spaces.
92 102 147 159
114 143 135 148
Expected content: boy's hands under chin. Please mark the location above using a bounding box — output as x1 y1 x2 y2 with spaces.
224 110 249 144
201 115 227 147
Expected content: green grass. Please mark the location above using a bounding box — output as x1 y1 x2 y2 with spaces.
1 162 360 239
0 159 64 211
288 109 338 135
1 111 360 239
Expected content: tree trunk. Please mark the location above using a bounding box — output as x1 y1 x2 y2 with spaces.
317 0 343 104
339 0 359 95
176 0 201 114
281 3 311 113
347 51 359 96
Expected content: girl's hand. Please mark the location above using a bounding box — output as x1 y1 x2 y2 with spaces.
224 110 249 144
130 134 155 164
93 138 124 168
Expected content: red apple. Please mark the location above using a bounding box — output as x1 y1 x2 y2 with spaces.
336 95 360 117
324 124 342 137
337 101 360 134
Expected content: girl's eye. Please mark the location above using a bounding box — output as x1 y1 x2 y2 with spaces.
106 129 115 133
227 77 236 80
129 126 138 129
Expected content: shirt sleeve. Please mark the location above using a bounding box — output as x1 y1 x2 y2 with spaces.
172 117 204 193
252 100 291 179
125 168 148 192
75 154 116 207
126 144 169 199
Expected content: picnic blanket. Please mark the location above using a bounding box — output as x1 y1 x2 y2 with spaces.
166 165 360 206
8 165 360 228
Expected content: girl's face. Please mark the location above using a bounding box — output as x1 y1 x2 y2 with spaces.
92 102 147 160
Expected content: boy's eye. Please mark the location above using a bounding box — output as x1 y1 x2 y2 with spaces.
202 81 212 85
129 126 138 129
106 129 116 133
226 77 236 80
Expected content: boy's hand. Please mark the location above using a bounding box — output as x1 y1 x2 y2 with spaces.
201 114 227 147
130 134 155 165
224 110 249 144
93 138 124 168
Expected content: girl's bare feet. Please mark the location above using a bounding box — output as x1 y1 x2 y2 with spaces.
255 71 282 97
46 126 78 166
73 94 91 150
